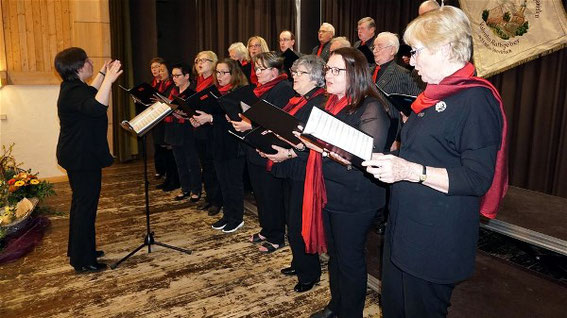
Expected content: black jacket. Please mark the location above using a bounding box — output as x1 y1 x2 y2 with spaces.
56 79 113 171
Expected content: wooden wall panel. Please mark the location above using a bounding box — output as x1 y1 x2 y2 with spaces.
0 0 109 85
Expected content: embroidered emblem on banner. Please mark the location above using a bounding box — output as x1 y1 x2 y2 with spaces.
435 101 447 112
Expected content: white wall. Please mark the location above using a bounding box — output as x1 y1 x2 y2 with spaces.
0 85 65 179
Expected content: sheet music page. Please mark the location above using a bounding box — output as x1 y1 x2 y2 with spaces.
303 107 373 160
128 102 171 133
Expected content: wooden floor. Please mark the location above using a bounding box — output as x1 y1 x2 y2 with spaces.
0 161 381 318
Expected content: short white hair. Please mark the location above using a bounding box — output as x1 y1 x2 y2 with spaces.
330 36 351 50
320 22 335 36
375 32 400 54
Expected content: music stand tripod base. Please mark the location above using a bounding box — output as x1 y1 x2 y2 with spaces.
110 133 192 270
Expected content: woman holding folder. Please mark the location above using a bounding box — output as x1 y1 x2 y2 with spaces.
190 51 223 215
231 52 295 253
192 59 249 233
302 47 391 318
262 55 326 292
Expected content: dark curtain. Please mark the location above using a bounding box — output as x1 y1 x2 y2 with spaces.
109 0 138 162
109 0 159 161
156 0 296 65
321 0 567 197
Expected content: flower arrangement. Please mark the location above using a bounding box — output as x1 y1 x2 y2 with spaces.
0 144 55 227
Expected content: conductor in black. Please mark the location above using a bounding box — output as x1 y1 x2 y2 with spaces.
54 47 123 273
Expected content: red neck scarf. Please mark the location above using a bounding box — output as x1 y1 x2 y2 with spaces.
196 74 214 92
316 43 324 56
372 64 381 83
253 73 288 97
217 83 233 95
157 78 173 94
411 62 508 219
151 77 160 88
266 88 326 171
250 67 258 85
302 94 350 253
282 88 325 116
168 86 179 100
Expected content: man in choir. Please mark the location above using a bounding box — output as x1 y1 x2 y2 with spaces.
419 0 440 15
329 36 351 52
55 47 122 273
353 17 376 51
371 32 422 120
279 30 296 53
311 22 335 62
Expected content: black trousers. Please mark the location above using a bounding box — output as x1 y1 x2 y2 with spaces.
247 161 285 245
172 139 201 195
283 178 320 283
381 233 455 318
153 144 167 176
214 157 245 223
163 147 179 187
323 208 377 318
195 138 222 205
67 169 102 268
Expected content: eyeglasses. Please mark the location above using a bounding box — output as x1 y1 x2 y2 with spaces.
195 58 213 64
324 65 347 76
374 45 392 52
215 70 231 76
248 44 262 48
171 73 184 78
291 69 310 77
318 30 331 34
409 47 425 57
255 67 272 73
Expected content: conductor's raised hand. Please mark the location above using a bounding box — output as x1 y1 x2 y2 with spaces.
104 59 123 83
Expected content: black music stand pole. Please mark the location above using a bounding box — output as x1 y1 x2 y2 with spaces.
111 134 191 269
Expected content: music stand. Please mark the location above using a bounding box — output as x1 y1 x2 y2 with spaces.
111 99 192 269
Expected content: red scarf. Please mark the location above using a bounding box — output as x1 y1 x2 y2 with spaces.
316 43 324 57
253 73 288 97
196 74 214 92
266 88 326 171
157 78 173 94
411 62 508 219
217 83 233 95
151 77 160 88
250 67 258 85
302 94 350 253
372 64 381 83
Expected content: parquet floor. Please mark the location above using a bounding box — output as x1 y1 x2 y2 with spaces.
0 161 381 318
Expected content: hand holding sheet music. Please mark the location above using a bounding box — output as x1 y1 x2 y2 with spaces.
301 107 374 164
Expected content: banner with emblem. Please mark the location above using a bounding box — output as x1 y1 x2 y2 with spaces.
459 0 567 78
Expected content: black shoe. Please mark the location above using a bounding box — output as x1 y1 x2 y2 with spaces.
211 218 228 230
189 193 201 203
96 250 105 258
222 221 244 233
280 267 296 276
309 307 336 318
207 205 222 216
156 183 166 189
175 192 190 201
294 278 320 293
74 262 107 273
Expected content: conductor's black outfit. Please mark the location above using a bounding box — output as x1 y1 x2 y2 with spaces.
57 79 113 269
322 96 390 318
271 88 325 285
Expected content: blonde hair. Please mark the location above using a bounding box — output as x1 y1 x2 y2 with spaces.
228 42 250 62
403 5 472 63
193 51 218 74
247 36 270 53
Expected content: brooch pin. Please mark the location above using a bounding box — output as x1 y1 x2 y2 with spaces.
435 101 447 112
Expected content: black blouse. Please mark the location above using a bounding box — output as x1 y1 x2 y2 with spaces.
323 96 391 213
270 89 326 181
388 87 503 284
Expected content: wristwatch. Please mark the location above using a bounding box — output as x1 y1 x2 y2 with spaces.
418 165 427 183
